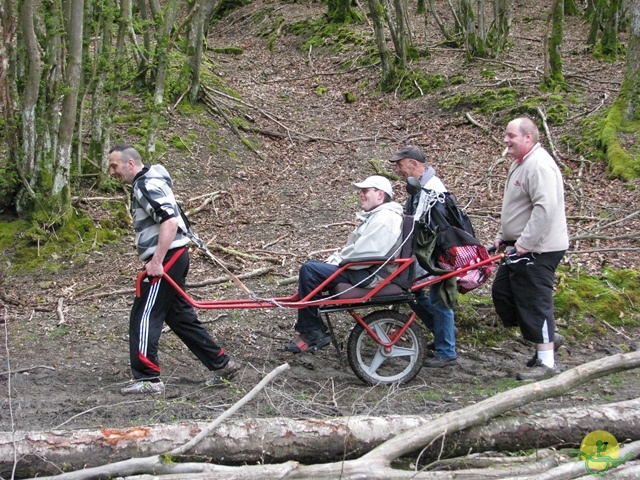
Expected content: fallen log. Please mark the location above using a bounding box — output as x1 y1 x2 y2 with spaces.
2 398 640 477
419 397 640 463
0 415 432 478
4 351 640 479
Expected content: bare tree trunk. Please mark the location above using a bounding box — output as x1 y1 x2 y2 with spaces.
0 415 431 477
601 0 623 55
549 0 565 85
587 0 603 46
187 0 217 103
52 0 84 213
0 0 20 208
6 351 640 479
134 0 152 87
86 0 116 181
101 0 132 177
362 350 640 464
146 0 180 155
426 0 457 44
386 0 407 69
491 0 513 56
457 0 487 57
366 0 396 90
326 0 361 22
622 0 640 120
15 0 41 214
598 0 640 178
3 399 640 478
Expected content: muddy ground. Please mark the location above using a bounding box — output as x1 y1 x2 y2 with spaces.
1 0 639 457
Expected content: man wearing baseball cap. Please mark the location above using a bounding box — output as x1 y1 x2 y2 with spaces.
390 146 458 368
285 175 404 353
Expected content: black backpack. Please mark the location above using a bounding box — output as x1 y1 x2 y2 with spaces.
413 188 494 307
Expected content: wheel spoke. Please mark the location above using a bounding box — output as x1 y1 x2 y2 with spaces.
388 345 416 358
366 349 388 373
372 323 391 343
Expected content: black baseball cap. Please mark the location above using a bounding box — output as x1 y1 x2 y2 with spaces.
389 146 426 163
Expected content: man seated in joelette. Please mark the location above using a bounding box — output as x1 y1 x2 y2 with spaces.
285 175 404 354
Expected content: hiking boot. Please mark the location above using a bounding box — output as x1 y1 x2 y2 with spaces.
206 359 241 387
423 357 458 368
516 358 559 381
285 329 332 354
121 380 165 395
526 333 565 367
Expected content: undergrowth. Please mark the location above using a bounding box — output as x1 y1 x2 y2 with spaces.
0 207 127 274
455 267 640 347
555 267 640 340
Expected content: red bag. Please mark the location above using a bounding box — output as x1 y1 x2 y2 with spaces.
436 240 494 293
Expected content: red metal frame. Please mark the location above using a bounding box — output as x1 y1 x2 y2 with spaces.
135 254 502 351
346 309 419 354
136 254 503 312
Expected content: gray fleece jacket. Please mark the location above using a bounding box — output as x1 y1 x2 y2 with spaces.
498 143 569 253
326 201 404 266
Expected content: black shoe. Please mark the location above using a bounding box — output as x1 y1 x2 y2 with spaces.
285 329 332 354
423 357 458 368
517 358 559 381
526 333 565 367
206 359 241 387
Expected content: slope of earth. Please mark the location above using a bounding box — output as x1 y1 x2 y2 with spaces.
1 0 639 457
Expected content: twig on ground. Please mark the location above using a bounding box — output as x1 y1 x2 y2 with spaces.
203 85 396 145
53 400 149 430
319 222 355 229
470 155 506 191
71 195 127 203
536 106 569 171
187 267 274 288
263 233 290 249
208 244 281 264
567 247 640 254
569 233 640 241
602 320 635 341
184 192 224 217
278 275 299 286
202 89 265 160
307 248 341 257
171 363 290 455
56 298 65 325
0 365 56 377
567 92 608 121
465 112 502 146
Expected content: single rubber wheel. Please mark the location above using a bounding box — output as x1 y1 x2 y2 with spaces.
347 310 425 385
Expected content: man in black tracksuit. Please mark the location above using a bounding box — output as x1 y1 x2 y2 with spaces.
108 144 240 395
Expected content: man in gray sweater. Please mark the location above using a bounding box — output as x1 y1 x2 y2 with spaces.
492 118 569 381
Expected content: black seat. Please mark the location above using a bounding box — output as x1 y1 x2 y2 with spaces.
331 215 415 299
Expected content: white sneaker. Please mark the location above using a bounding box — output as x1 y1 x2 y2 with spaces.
121 380 165 395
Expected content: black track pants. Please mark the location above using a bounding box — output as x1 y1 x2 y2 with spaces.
491 250 564 344
129 248 229 380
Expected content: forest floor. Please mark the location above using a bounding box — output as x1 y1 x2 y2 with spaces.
1 0 640 465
